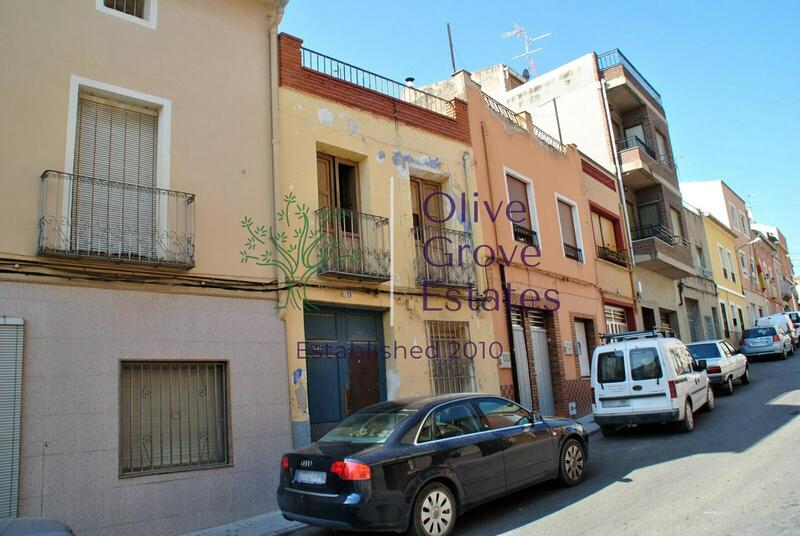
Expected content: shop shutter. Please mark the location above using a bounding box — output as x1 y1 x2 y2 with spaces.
0 318 24 518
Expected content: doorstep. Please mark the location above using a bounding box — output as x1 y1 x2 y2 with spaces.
180 511 304 536
577 413 600 436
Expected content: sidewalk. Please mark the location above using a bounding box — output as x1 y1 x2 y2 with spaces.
181 512 304 536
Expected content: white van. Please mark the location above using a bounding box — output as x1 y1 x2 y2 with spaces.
754 313 798 351
591 328 714 436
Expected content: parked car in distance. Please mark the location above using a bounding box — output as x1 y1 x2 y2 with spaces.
755 313 798 351
277 394 588 536
786 311 800 331
591 328 714 436
739 325 793 361
686 339 749 394
0 518 75 536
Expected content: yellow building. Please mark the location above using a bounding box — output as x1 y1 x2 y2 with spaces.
704 213 748 345
276 35 499 444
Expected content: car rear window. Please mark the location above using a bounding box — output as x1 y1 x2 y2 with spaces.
320 409 415 444
687 343 721 359
597 351 626 383
744 327 775 338
629 347 663 380
789 312 800 323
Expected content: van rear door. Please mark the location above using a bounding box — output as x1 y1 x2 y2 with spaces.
595 349 633 414
627 344 670 412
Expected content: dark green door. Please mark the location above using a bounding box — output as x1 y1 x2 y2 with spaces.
304 306 385 441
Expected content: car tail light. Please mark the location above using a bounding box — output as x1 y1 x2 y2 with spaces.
330 460 371 481
281 455 289 470
773 335 781 342
707 365 722 374
668 380 677 399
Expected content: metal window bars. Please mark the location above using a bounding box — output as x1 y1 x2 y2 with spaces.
413 225 476 288
103 0 145 18
316 206 390 281
300 47 452 117
37 170 195 267
426 321 477 395
513 224 539 247
120 362 228 476
596 49 663 106
564 243 584 262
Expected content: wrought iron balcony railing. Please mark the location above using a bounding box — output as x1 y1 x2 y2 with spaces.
617 135 657 160
300 46 451 117
597 246 628 267
512 224 539 248
37 170 195 267
316 206 390 281
597 49 662 106
631 224 690 248
564 243 584 262
413 225 476 288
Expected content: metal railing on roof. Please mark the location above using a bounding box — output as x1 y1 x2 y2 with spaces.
481 92 566 153
597 49 662 106
300 46 452 117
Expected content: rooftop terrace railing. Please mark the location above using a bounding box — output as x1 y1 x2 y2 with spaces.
481 92 566 153
597 49 662 106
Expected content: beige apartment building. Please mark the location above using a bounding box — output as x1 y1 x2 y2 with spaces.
475 49 695 338
0 1 290 535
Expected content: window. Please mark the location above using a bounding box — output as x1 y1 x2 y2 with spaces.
432 402 482 440
426 321 476 394
597 351 626 383
697 245 706 268
730 304 738 328
741 215 749 235
120 362 229 476
655 130 668 159
730 203 740 231
720 303 730 337
473 398 531 430
740 252 748 277
669 207 684 238
317 153 360 231
737 307 745 331
97 0 157 28
629 348 663 380
743 327 775 339
506 173 538 246
604 305 628 335
591 210 620 251
727 250 737 282
557 197 582 261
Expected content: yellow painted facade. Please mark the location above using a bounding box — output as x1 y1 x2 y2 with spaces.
704 214 748 343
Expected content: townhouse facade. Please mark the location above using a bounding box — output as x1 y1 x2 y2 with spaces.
703 214 747 346
681 180 768 326
680 204 723 341
276 35 499 445
751 227 784 315
425 71 635 419
474 50 695 339
752 224 799 312
0 1 291 534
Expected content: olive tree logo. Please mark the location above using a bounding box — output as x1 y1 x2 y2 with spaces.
240 193 328 310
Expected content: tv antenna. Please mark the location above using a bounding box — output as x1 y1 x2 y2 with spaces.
501 23 550 76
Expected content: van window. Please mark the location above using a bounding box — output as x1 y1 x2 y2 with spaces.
597 351 626 383
687 343 721 360
629 348 663 380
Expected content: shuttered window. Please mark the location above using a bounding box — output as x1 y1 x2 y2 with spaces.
72 94 158 257
0 319 23 517
506 175 532 229
558 200 577 247
591 211 618 250
120 362 229 476
604 305 628 334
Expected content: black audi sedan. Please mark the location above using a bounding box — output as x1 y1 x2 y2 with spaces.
277 394 588 535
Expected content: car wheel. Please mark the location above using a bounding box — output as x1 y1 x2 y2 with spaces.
558 438 586 486
599 425 616 437
677 401 694 433
723 377 734 395
740 367 750 385
703 386 716 412
410 483 456 536
781 347 789 360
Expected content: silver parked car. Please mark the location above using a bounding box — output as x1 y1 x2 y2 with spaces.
739 325 792 361
686 339 749 395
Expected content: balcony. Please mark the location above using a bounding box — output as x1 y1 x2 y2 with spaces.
481 92 566 153
616 136 676 189
697 266 714 280
564 243 584 262
597 246 629 268
316 207 390 281
37 170 195 267
630 224 694 279
597 49 663 113
512 224 539 248
413 225 476 288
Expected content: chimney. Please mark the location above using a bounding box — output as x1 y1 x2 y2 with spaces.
405 77 415 87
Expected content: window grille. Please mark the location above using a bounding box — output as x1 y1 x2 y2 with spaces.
605 305 628 334
426 321 476 395
120 362 229 476
104 0 146 19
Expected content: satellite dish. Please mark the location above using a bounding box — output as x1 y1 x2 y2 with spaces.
522 68 530 81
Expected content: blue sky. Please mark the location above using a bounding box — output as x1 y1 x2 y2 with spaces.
281 1 800 262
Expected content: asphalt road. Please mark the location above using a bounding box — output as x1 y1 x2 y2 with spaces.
293 352 800 536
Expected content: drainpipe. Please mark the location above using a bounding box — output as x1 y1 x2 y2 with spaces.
600 78 639 313
268 3 286 319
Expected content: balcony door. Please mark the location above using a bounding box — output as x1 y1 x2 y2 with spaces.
624 124 645 144
317 153 363 274
72 94 158 259
638 202 660 228
411 177 447 283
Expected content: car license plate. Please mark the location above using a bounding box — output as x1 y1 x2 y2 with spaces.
603 399 630 408
294 469 327 485
753 338 770 347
